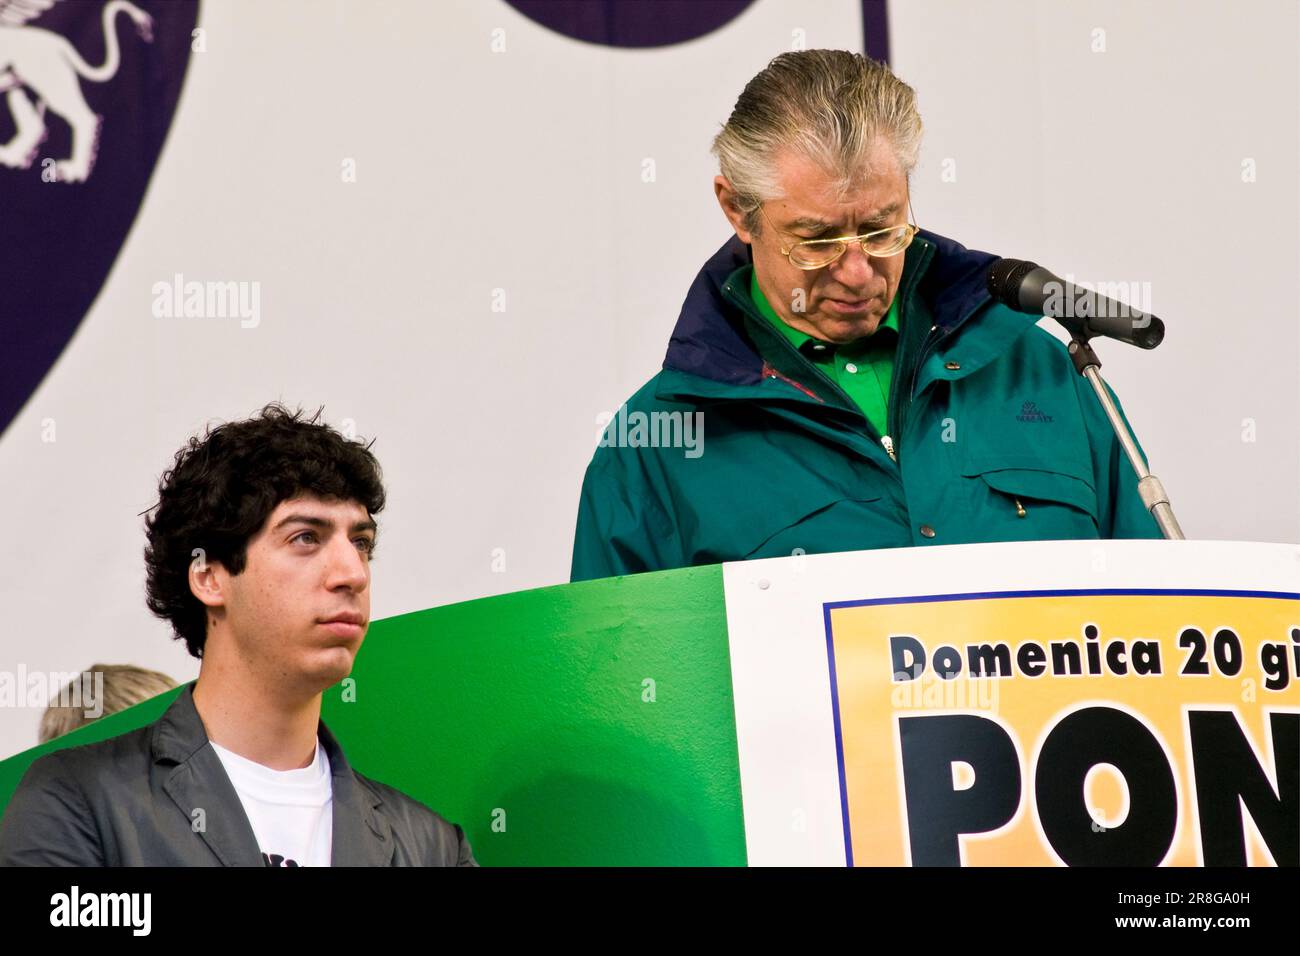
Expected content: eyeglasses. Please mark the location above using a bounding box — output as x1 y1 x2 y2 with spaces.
760 203 919 270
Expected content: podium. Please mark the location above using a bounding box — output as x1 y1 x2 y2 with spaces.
1 540 1295 866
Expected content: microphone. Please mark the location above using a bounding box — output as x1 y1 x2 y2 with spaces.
986 258 1165 349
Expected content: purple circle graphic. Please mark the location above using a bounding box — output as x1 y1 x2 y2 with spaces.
504 0 756 48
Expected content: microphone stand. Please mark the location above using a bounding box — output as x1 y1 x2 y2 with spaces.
1064 331 1185 540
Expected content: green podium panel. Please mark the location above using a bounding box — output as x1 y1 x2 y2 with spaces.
320 565 744 865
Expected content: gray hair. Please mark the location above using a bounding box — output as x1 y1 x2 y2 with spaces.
712 50 923 233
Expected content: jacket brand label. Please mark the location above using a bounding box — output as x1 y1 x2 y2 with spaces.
1017 400 1054 423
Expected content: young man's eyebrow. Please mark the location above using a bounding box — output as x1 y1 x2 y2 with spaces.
272 515 377 535
274 514 328 531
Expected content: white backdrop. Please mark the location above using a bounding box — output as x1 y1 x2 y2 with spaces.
1 0 1296 758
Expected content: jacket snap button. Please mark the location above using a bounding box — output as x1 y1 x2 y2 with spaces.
944 361 961 370
920 525 936 538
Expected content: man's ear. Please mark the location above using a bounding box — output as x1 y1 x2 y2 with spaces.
188 551 227 610
714 175 755 244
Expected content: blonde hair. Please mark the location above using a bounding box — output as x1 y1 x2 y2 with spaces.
39 664 177 744
712 49 923 233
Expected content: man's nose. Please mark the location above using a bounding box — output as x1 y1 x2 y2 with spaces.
325 537 369 591
828 240 877 289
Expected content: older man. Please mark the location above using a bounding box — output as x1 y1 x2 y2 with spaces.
571 50 1160 581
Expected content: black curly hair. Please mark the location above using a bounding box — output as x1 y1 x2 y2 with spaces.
144 403 386 659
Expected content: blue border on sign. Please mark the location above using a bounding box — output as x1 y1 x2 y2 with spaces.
822 586 1300 867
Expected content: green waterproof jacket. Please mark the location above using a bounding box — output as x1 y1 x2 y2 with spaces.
571 230 1162 581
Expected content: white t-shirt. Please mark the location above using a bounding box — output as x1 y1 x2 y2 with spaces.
210 738 334 867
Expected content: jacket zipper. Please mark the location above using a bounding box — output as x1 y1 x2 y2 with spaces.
884 241 936 459
780 341 899 467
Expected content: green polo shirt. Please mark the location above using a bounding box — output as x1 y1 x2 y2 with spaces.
749 270 900 438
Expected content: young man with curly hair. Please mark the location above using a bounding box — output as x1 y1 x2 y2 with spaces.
0 404 476 867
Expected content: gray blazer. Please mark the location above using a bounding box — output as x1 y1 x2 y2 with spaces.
0 684 476 866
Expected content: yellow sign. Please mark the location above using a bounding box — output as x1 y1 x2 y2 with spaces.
826 589 1300 866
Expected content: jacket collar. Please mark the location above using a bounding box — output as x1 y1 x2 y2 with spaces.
660 228 1000 391
153 682 394 867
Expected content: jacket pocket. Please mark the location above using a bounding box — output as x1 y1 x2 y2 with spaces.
962 459 1100 536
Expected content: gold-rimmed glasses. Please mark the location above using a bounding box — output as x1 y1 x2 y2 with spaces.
760 202 919 270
